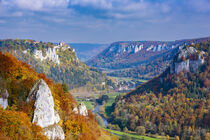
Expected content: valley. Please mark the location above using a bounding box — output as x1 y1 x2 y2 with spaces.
73 91 169 140
1 1 209 139
0 37 209 140
73 39 210 140
87 37 210 80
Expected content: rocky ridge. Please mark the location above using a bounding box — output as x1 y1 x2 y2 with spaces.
87 37 210 79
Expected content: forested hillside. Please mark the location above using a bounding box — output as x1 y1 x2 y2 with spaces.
110 42 210 139
128 41 210 98
0 51 115 139
0 39 114 90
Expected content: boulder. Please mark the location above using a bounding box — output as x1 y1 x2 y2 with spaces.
73 102 88 116
72 106 78 114
79 102 88 116
27 79 65 140
0 77 9 109
43 124 65 140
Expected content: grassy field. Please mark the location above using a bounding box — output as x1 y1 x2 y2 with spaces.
75 92 125 111
104 128 162 140
104 92 125 118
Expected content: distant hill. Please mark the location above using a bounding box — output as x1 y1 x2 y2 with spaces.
87 37 210 79
128 41 210 98
110 41 210 139
0 39 114 90
68 43 109 61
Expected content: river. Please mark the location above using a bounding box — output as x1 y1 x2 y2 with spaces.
92 104 108 128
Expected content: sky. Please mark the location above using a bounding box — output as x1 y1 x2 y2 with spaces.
0 0 210 43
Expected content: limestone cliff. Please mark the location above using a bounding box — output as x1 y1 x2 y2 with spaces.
33 47 60 64
27 79 65 140
170 47 205 74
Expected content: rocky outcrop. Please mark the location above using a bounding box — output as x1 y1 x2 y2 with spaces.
33 48 60 64
170 47 205 74
134 44 144 53
79 102 88 116
27 79 65 140
43 124 65 140
0 77 9 109
73 106 79 114
0 89 9 109
73 102 88 116
33 42 72 65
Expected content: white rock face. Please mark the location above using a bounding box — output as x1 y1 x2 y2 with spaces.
27 79 60 127
146 45 154 51
73 102 88 116
46 48 60 64
174 60 190 74
170 47 205 74
134 45 143 53
27 79 65 140
0 89 9 109
177 47 197 60
151 44 167 52
33 48 60 64
79 102 88 116
72 107 79 114
44 124 65 140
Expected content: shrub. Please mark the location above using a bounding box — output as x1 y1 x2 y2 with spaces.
135 126 146 136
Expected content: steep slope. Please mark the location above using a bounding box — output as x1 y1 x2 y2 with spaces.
87 37 210 79
0 39 113 90
110 42 210 139
0 52 116 140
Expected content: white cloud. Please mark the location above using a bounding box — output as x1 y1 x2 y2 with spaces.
1 0 70 11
